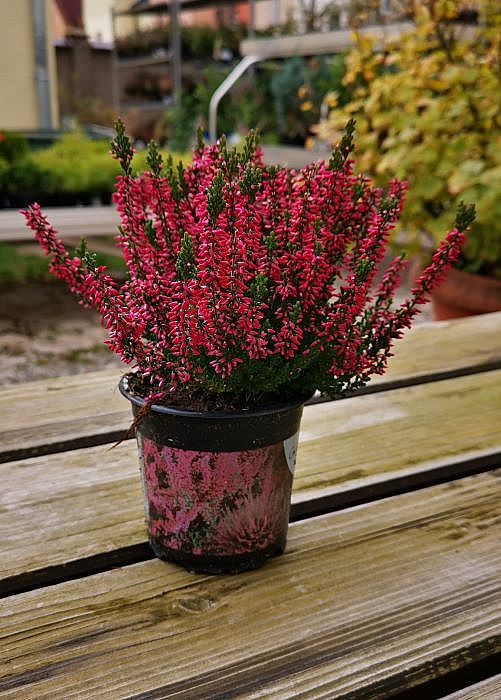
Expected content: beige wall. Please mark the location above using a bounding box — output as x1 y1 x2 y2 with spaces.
0 0 59 130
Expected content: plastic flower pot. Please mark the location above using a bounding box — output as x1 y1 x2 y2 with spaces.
119 376 308 574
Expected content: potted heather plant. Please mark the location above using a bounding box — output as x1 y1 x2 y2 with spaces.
23 120 473 575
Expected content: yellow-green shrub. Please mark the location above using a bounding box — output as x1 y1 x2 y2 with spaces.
318 0 501 278
30 134 121 197
2 132 187 203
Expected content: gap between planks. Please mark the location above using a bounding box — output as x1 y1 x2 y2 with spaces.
0 470 500 699
439 673 501 700
1 369 501 594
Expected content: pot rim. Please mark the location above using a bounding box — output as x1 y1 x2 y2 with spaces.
119 374 313 420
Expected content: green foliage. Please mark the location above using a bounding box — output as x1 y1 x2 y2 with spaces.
0 243 51 284
32 133 122 196
146 139 164 177
110 119 133 176
0 132 186 203
175 233 197 280
194 65 239 136
0 131 29 163
115 23 246 61
270 55 341 143
2 158 55 197
156 51 346 151
162 64 273 148
319 0 501 278
162 93 199 152
181 25 217 59
0 241 124 285
206 170 225 223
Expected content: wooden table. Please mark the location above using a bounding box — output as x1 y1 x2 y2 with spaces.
1 312 500 699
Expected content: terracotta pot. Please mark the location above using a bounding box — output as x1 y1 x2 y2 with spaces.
120 376 308 574
431 267 501 320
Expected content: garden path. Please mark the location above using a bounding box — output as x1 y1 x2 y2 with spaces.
0 281 122 386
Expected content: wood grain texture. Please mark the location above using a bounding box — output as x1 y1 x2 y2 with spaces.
1 312 500 463
0 369 127 462
442 674 501 699
1 369 500 589
0 206 119 242
368 310 501 387
1 471 500 699
292 368 501 506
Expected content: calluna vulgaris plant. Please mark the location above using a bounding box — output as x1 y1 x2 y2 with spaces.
23 120 474 409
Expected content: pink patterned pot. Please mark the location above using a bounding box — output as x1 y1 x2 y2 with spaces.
119 376 308 574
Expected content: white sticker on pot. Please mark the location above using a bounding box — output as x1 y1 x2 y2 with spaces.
283 431 299 475
136 434 150 523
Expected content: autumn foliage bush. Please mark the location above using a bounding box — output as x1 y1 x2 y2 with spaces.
318 0 500 278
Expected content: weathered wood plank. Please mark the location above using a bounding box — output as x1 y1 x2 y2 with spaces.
442 674 501 699
1 471 500 699
0 206 119 242
0 369 127 463
1 370 500 591
1 312 500 463
367 310 501 389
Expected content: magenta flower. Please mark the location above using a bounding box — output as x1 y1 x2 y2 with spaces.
22 120 474 405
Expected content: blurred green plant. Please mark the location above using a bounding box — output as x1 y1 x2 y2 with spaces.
0 131 29 164
157 51 347 151
0 242 51 283
30 134 121 199
0 132 184 206
0 241 125 285
318 0 501 279
115 23 246 61
271 55 347 145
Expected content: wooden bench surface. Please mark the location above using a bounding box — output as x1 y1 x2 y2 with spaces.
1 311 500 464
0 206 119 242
2 368 500 590
1 470 499 699
0 312 500 698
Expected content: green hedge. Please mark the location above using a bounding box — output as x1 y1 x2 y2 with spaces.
0 132 186 207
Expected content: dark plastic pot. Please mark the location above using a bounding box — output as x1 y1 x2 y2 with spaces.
119 376 308 574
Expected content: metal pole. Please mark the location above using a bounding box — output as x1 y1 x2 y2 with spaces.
209 54 262 142
31 0 52 129
271 0 280 29
248 0 255 39
170 0 182 109
110 8 120 114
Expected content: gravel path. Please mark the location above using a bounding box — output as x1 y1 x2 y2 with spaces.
0 281 123 386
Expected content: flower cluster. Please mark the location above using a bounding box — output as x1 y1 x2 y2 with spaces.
23 120 474 406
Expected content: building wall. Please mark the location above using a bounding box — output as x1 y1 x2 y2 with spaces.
0 0 59 130
56 38 116 119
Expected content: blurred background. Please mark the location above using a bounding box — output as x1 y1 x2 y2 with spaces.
0 0 499 383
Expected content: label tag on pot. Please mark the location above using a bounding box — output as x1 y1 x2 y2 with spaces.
136 433 150 521
283 431 299 475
